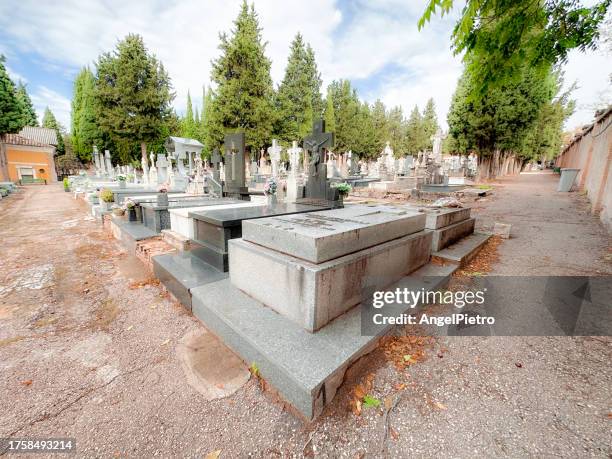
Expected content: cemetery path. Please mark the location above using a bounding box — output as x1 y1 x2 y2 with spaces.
0 179 610 458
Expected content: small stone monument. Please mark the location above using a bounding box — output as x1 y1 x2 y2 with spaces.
431 129 446 164
156 153 169 184
267 139 282 178
148 152 158 185
104 150 114 178
286 140 302 203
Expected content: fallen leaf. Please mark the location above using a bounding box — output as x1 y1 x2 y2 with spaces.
161 339 170 346
515 362 523 368
434 401 447 410
394 383 406 391
384 397 392 410
354 384 366 399
363 394 381 409
351 399 362 416
215 383 224 389
21 380 32 386
389 427 400 440
149 304 157 309
205 450 221 459
126 325 133 331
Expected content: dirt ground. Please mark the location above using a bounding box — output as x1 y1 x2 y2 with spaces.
0 172 610 457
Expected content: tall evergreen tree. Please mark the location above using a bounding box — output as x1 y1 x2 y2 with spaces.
421 98 439 150
210 1 274 154
386 106 405 155
181 90 196 138
304 44 323 117
42 107 65 154
405 105 425 154
95 34 175 163
324 88 336 136
371 99 389 153
203 85 222 157
0 55 24 134
71 67 98 161
327 80 361 152
275 33 322 143
15 82 38 127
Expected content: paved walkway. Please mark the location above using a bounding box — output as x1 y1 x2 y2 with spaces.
0 177 609 457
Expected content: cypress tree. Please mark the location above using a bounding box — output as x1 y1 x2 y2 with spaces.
210 1 274 154
15 82 38 127
0 55 24 134
181 90 196 138
42 107 65 153
323 88 336 136
421 98 439 150
71 67 98 161
405 105 425 154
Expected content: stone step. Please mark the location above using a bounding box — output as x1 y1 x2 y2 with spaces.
161 229 199 252
109 216 158 253
153 251 227 310
190 262 457 421
432 231 492 266
431 217 476 251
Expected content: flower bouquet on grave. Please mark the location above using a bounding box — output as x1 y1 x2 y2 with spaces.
333 182 352 198
264 178 278 205
99 189 114 212
123 198 137 221
116 174 127 188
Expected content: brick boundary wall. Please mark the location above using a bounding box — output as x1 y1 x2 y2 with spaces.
556 107 612 233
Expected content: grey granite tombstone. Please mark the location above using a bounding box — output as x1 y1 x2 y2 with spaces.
302 120 339 206
223 133 248 199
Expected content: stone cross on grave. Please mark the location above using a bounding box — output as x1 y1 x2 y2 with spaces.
267 139 282 178
303 119 334 201
223 132 246 196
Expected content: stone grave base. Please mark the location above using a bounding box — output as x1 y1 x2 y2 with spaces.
229 230 432 332
431 217 475 251
432 232 492 266
191 262 457 421
109 215 157 253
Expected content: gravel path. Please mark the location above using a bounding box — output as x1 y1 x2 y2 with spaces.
0 174 609 457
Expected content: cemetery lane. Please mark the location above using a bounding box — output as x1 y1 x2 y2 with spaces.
0 178 610 457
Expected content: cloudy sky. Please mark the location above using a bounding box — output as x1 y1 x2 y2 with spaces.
0 0 609 133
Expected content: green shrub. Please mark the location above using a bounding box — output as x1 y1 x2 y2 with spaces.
63 178 70 189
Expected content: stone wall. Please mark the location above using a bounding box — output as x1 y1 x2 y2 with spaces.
556 107 612 232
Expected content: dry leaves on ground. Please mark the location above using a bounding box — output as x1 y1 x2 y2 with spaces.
381 335 435 371
454 235 502 277
349 373 375 416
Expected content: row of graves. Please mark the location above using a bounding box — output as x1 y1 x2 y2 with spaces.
74 120 490 420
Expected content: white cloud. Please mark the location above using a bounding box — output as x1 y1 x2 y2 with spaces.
30 86 71 128
0 0 609 135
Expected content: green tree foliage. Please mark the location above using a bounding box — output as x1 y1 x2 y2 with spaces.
95 34 175 164
447 62 559 159
275 33 318 143
15 82 38 127
181 90 196 139
421 98 439 149
405 105 426 154
71 67 99 162
326 80 362 153
210 1 274 154
371 99 389 153
42 107 65 154
386 106 405 155
0 55 24 134
419 0 610 94
323 88 336 136
203 85 223 157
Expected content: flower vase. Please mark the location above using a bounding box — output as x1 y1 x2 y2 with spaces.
128 208 137 222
